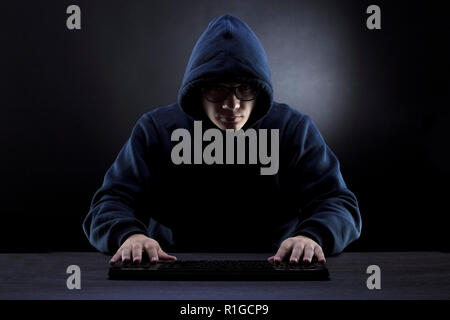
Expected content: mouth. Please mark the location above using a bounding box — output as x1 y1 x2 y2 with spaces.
217 115 243 123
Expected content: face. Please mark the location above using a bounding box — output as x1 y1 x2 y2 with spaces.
201 82 257 130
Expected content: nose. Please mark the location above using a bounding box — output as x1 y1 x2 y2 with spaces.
222 91 240 110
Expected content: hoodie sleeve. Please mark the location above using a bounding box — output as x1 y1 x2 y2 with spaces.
290 115 362 255
82 114 156 254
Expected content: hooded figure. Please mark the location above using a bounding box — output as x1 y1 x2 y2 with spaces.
83 14 361 259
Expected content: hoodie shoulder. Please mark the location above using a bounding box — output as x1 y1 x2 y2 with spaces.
142 104 191 131
144 103 184 121
266 101 310 127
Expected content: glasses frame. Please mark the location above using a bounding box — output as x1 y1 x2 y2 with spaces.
201 84 259 103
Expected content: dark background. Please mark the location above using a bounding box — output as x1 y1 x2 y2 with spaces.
2 0 449 252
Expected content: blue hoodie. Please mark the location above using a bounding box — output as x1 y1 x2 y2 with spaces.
83 14 361 255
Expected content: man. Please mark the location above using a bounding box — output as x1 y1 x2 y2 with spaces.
83 14 361 265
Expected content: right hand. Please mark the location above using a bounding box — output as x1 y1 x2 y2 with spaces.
109 234 177 265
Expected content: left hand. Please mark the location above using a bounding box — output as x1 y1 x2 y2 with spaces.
268 235 326 264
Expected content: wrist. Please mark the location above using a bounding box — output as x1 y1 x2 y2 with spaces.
127 233 148 241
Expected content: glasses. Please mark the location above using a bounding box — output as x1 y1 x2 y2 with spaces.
201 84 259 103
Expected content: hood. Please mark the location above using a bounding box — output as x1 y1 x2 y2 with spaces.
177 14 274 128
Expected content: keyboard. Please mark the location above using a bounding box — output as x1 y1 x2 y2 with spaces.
108 259 329 280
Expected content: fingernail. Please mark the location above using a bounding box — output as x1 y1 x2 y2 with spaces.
151 257 158 262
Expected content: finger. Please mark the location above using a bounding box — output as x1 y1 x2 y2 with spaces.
314 246 326 263
121 246 132 263
132 244 143 263
267 256 275 262
158 249 177 261
274 240 293 262
110 248 123 265
302 245 315 263
144 244 159 263
289 243 305 264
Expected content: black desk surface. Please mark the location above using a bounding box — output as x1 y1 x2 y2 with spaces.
1 252 449 300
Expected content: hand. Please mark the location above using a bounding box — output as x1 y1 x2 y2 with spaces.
109 234 177 265
268 235 326 264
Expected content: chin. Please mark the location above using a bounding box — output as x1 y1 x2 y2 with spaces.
215 120 244 130
226 123 243 130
